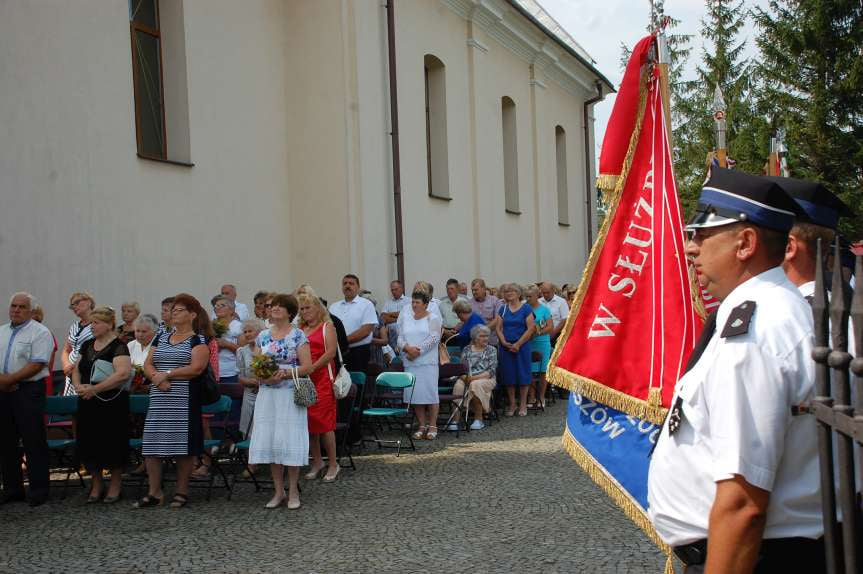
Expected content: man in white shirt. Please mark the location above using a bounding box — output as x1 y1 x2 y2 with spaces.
648 169 822 572
398 281 442 322
0 292 54 506
329 274 378 373
220 284 250 321
539 282 569 342
381 280 410 354
439 278 469 337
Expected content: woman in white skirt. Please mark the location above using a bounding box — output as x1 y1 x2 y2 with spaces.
249 294 313 509
397 289 442 440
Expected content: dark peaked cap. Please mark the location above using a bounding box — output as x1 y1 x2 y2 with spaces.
686 167 804 233
764 175 853 230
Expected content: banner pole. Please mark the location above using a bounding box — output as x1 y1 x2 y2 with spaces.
656 25 673 150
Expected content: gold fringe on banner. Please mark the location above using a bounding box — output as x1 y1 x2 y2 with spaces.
547 366 667 425
561 429 676 574
547 66 670 426
596 173 619 192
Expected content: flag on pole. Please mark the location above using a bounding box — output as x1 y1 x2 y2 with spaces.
548 33 705 566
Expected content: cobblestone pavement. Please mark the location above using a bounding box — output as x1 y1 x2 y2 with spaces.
0 399 667 573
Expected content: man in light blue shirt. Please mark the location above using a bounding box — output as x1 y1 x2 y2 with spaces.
0 292 54 506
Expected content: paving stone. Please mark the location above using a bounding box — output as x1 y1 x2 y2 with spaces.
0 400 667 573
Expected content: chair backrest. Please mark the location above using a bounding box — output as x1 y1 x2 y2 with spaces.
50 370 66 395
375 371 416 390
44 395 78 416
202 394 232 415
129 394 150 415
349 371 366 387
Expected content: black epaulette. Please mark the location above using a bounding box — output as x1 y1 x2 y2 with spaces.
720 300 756 338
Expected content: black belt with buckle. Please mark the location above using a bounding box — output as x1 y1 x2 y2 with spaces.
673 539 707 566
674 537 826 569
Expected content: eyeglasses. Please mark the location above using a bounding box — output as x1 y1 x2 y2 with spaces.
69 299 84 309
264 303 273 308
171 307 188 314
214 303 229 309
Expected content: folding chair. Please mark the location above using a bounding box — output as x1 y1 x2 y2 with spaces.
195 395 233 500
127 394 150 494
45 371 73 434
361 372 416 456
438 363 468 435
334 383 359 470
43 395 84 498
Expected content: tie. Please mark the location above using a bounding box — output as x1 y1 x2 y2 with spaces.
661 312 718 440
683 311 717 374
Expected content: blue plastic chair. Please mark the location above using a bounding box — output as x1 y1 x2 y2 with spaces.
43 396 82 497
362 372 416 456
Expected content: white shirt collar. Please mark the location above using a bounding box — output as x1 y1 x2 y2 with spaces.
716 266 791 324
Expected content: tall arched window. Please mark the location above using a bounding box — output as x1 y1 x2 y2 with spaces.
424 55 449 199
501 96 519 213
555 125 569 225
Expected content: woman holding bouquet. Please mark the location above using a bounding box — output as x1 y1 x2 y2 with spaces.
297 294 339 482
249 293 314 509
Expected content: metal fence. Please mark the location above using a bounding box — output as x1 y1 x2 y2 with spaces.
812 239 862 574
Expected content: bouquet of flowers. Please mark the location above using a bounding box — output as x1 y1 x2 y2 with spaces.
213 319 229 339
132 364 147 392
250 354 279 380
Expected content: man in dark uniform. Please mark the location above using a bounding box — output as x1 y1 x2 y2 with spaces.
648 168 824 572
765 175 854 300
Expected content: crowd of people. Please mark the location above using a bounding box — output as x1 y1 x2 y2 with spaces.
0 277 574 510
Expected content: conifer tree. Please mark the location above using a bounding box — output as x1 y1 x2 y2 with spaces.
674 0 762 216
753 0 863 239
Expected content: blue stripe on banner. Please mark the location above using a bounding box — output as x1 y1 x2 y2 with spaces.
566 392 660 510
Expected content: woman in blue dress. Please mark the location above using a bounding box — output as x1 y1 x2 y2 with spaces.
495 283 535 416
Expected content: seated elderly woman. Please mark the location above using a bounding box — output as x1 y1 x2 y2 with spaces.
447 299 485 348
128 313 158 393
447 324 497 431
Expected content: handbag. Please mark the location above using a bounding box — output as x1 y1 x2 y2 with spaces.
325 323 352 399
90 358 133 401
291 366 317 407
198 364 221 406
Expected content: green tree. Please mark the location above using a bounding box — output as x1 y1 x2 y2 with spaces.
674 0 763 217
753 0 863 240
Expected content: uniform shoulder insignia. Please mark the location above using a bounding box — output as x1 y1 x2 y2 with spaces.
720 300 756 338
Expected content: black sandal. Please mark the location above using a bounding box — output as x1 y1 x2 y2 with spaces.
169 493 189 509
133 494 162 509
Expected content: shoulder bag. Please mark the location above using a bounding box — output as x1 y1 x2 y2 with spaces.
90 358 132 402
325 323 352 399
198 363 221 405
291 366 317 407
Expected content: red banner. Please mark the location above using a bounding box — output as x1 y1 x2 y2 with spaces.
549 37 703 424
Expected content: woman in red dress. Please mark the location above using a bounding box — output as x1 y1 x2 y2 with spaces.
297 293 339 482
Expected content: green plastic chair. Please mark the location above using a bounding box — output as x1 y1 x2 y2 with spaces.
197 395 232 500
362 371 416 456
43 396 82 498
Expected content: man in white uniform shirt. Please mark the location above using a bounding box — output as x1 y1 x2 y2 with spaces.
381 280 409 351
220 284 250 321
329 274 378 374
647 168 823 572
539 282 569 342
0 292 54 507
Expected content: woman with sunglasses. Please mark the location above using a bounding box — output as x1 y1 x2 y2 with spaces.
61 292 96 395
